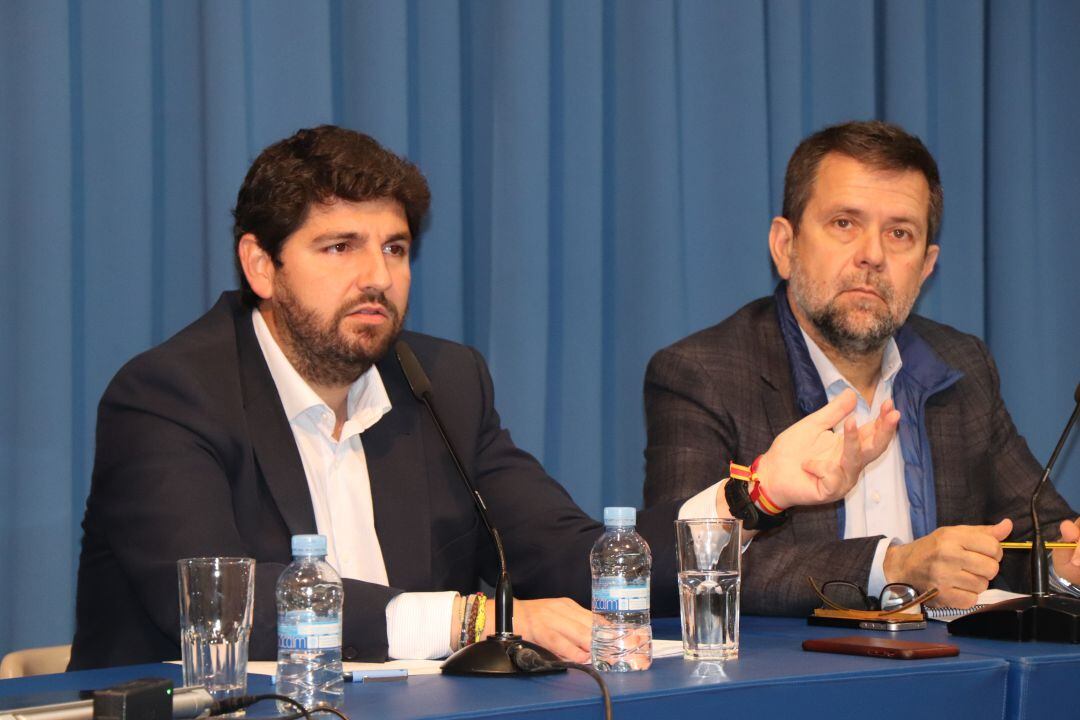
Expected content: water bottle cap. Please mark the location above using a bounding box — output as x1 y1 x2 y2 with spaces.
603 506 636 527
291 534 327 556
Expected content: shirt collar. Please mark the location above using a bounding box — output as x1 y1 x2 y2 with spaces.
251 308 391 436
800 326 903 399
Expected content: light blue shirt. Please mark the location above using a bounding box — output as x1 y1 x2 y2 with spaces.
801 328 911 596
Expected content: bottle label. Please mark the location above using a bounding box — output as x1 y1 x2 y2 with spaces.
278 617 342 651
592 577 650 612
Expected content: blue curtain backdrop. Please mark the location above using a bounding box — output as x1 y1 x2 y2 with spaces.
1 0 1077 655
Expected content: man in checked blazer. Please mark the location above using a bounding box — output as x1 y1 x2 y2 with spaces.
643 120 1080 614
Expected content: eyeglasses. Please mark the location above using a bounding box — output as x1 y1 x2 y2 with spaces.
808 576 938 614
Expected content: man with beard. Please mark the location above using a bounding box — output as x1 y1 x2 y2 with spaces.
643 120 1080 615
70 125 899 669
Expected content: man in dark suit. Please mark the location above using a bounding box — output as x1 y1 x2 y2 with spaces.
644 120 1080 615
71 125 898 669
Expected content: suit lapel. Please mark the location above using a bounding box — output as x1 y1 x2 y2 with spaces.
233 299 318 536
757 306 803 439
757 298 842 540
365 353 432 591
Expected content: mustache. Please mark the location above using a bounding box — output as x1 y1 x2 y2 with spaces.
837 272 894 303
338 292 400 319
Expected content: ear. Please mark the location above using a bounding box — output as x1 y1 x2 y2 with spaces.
237 234 276 301
919 243 940 284
768 217 796 279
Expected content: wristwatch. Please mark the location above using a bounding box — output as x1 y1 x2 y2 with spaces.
724 477 788 531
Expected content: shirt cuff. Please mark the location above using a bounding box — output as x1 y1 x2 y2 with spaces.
1048 559 1080 597
385 591 458 660
678 482 723 520
867 537 900 597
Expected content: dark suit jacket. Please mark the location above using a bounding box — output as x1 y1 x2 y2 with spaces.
643 295 1074 616
70 292 681 670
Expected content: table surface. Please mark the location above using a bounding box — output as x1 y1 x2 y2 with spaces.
2 616 1075 719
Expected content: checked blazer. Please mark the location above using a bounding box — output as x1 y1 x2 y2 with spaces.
643 293 1075 616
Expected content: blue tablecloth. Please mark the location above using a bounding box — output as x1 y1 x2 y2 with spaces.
741 614 1080 720
0 621 1014 719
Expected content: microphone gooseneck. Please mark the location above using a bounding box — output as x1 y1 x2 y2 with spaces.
394 340 565 674
1030 382 1080 596
950 380 1080 642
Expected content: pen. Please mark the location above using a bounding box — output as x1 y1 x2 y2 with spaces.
343 669 409 683
1000 541 1077 550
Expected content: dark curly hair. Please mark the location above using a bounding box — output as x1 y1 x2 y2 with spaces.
232 125 431 306
783 120 943 244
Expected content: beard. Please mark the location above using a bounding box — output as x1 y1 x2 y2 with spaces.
271 281 405 388
788 249 919 359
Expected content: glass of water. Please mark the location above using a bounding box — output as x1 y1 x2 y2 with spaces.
178 557 255 714
674 519 741 660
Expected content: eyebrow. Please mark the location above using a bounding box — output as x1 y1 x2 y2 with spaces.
310 231 412 244
829 206 924 228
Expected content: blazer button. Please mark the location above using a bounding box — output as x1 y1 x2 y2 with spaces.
343 646 359 661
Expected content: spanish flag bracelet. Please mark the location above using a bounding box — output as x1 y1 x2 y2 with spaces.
729 456 785 516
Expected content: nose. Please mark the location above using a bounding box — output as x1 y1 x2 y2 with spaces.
853 227 886 270
354 243 393 293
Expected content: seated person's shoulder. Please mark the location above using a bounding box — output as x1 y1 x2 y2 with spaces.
648 296 776 379
902 314 1000 399
903 315 993 374
392 330 492 405
105 296 243 410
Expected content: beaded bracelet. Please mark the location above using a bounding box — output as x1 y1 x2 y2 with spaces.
473 592 487 643
459 594 476 649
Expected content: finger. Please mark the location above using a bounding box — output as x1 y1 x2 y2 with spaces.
988 518 1013 543
542 631 590 663
1060 520 1080 567
952 569 992 596
960 551 1001 582
958 520 1012 559
805 388 857 431
858 407 899 458
839 416 860 472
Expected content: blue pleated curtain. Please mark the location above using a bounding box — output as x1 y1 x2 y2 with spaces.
1 0 1077 655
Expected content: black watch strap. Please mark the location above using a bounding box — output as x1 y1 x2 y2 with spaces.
724 477 787 531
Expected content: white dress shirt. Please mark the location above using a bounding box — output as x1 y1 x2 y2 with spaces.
253 310 453 659
801 328 912 596
253 309 725 658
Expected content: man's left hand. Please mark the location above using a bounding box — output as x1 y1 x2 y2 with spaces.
756 388 901 510
1052 516 1080 586
493 597 592 663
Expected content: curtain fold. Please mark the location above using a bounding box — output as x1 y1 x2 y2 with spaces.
1 0 1077 655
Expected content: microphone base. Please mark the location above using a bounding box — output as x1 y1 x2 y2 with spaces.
948 593 1080 643
441 634 567 676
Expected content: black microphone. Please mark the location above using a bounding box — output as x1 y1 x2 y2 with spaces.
951 381 1080 643
395 339 565 675
1030 382 1080 596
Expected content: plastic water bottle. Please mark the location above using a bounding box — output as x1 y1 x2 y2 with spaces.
275 535 344 709
590 507 652 672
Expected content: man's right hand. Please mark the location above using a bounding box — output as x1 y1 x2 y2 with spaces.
883 519 1013 608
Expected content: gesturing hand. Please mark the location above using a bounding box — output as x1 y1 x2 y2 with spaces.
756 388 900 510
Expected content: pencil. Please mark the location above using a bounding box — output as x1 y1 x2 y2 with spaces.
1000 541 1077 550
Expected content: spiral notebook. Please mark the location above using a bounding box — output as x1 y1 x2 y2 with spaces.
925 589 1027 622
